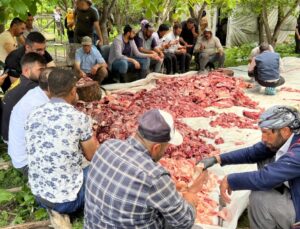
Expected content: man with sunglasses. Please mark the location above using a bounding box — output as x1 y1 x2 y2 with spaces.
3 31 55 92
197 105 300 229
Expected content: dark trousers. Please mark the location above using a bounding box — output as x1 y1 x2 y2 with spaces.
87 66 108 84
67 30 74 43
176 53 191 73
196 52 225 71
295 34 300 54
164 53 177 74
249 68 285 87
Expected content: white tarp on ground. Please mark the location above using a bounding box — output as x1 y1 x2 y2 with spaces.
102 57 300 229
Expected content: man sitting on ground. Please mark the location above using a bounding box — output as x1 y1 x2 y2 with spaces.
248 42 285 95
194 28 225 73
85 109 208 228
153 24 177 74
1 52 46 143
108 25 151 82
164 23 191 73
0 17 26 63
4 31 55 92
8 68 53 177
134 23 164 73
25 68 98 218
74 36 108 84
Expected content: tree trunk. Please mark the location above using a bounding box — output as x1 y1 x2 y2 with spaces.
99 0 117 45
258 15 264 44
157 0 173 25
271 1 300 47
0 6 5 33
261 3 272 44
197 2 207 30
189 6 196 20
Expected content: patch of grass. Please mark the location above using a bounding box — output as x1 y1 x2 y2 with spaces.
238 209 249 228
0 168 26 189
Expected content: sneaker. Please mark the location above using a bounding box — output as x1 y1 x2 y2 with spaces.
265 87 276 95
47 209 72 229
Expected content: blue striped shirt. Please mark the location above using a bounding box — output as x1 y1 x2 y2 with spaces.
84 136 195 228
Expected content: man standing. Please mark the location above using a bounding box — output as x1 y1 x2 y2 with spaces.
248 42 285 95
25 68 98 215
194 28 225 73
164 23 191 73
1 52 46 142
74 0 102 45
180 18 199 55
8 68 52 177
197 105 300 229
134 23 164 73
54 6 64 36
4 31 55 92
108 25 151 81
85 109 207 228
74 36 108 84
0 17 26 63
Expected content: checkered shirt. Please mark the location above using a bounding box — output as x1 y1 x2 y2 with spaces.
84 136 195 229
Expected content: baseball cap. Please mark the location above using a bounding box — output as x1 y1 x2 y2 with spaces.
138 109 183 146
81 36 92 45
204 28 212 34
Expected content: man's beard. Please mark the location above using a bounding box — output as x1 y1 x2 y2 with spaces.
265 132 286 152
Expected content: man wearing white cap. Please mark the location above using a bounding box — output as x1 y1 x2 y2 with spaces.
85 109 208 228
194 28 224 73
197 105 300 229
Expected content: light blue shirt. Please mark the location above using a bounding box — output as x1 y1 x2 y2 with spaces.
8 87 49 168
75 46 105 73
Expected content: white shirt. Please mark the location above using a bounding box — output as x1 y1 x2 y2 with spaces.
25 98 93 203
164 32 180 53
275 133 294 187
8 87 49 168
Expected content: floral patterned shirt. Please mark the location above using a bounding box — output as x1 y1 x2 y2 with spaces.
25 97 93 203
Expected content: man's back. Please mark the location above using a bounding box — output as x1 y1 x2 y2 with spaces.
1 75 38 141
255 51 280 81
25 98 92 203
8 86 49 169
0 30 17 63
85 137 195 229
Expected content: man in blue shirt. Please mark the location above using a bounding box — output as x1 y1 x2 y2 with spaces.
198 105 300 229
74 36 108 84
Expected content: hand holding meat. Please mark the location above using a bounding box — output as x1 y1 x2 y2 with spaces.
220 176 232 204
188 170 208 193
197 156 217 169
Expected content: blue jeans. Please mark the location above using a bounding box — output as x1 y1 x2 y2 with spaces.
111 57 150 75
35 166 89 214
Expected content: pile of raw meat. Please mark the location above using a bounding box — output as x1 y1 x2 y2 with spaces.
159 158 231 225
76 72 260 225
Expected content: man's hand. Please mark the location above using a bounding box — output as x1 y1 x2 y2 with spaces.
150 53 160 61
182 192 199 208
188 170 208 193
80 71 87 78
220 176 232 204
133 60 141 69
196 156 218 169
0 73 8 86
91 65 99 75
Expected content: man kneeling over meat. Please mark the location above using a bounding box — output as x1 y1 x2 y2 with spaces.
25 69 98 224
85 109 208 228
74 36 108 84
198 105 300 229
248 42 285 95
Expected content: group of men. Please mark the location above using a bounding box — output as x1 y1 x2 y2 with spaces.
0 6 297 229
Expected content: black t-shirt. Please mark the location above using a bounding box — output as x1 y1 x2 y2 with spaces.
3 46 53 92
74 8 98 37
1 75 38 141
180 21 199 45
122 40 132 57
